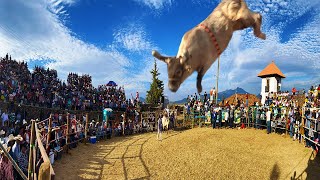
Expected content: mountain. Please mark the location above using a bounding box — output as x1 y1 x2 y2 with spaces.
140 97 145 102
172 87 250 104
219 87 249 100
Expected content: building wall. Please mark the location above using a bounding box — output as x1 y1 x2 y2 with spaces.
260 76 281 104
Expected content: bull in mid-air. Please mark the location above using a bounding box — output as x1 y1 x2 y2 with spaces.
152 0 266 93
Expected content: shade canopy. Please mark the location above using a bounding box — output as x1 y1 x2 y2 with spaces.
106 81 117 86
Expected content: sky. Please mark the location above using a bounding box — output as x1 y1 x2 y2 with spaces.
0 0 319 101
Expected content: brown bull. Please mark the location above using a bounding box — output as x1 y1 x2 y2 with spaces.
152 0 266 93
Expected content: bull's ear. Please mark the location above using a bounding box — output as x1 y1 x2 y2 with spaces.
152 50 171 64
180 50 190 64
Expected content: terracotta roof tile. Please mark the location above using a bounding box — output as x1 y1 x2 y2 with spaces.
257 61 285 78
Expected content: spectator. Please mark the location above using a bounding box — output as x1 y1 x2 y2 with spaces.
17 143 28 177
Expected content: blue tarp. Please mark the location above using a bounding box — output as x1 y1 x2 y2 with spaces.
107 81 117 86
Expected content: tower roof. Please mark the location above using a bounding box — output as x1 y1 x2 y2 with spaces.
257 61 285 78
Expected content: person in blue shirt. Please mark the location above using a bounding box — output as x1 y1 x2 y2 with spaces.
211 109 216 129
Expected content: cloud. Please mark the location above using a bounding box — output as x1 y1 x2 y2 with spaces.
113 23 156 53
133 0 174 10
0 0 150 97
0 0 319 102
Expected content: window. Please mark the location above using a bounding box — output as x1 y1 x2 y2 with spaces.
265 79 270 92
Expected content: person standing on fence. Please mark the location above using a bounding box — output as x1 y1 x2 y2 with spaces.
266 108 271 134
157 114 163 141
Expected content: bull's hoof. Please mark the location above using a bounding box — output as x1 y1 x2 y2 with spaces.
259 33 266 40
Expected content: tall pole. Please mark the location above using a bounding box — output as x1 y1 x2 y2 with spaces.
216 56 220 105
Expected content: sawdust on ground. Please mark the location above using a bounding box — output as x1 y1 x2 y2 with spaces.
53 128 320 180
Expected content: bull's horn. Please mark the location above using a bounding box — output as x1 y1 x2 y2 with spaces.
152 50 170 63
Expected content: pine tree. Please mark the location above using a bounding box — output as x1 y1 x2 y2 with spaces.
146 59 164 105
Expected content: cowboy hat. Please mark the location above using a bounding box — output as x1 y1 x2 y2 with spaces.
7 134 15 143
23 119 27 125
0 130 5 136
14 134 23 141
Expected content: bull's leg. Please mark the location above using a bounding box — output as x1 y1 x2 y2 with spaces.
196 64 211 93
252 13 266 40
197 71 203 93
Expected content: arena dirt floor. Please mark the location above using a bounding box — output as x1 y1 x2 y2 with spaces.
53 128 320 180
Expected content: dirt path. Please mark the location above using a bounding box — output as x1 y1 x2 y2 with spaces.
53 128 320 180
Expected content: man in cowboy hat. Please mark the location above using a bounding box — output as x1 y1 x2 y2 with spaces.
9 134 23 162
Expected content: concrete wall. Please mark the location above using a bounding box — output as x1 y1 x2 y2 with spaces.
260 76 282 104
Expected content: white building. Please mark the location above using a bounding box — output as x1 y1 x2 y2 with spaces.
258 61 286 105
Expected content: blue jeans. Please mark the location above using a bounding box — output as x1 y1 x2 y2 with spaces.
289 123 294 138
212 119 216 128
267 121 271 134
229 118 233 128
305 130 310 147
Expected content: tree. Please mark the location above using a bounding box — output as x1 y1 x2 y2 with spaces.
146 59 164 105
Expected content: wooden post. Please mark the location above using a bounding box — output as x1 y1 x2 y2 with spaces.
85 113 89 143
28 120 36 180
47 114 52 151
285 107 289 136
66 113 69 151
183 109 185 128
246 108 249 128
38 162 51 180
123 112 126 136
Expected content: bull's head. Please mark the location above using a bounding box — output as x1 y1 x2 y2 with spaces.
152 50 192 92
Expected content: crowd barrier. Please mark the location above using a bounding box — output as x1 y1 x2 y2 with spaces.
302 107 320 147
183 106 320 150
2 102 318 179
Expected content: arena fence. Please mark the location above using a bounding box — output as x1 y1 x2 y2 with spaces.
1 101 318 179
302 107 320 147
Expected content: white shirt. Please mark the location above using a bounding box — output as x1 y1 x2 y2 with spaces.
224 112 229 121
1 113 8 126
266 111 271 122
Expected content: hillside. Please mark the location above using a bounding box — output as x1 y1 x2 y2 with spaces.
219 94 260 106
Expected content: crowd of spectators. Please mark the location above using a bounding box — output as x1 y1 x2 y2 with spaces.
0 54 139 112
183 85 320 154
0 54 143 179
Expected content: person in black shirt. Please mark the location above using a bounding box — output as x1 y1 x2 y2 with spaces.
204 92 207 103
